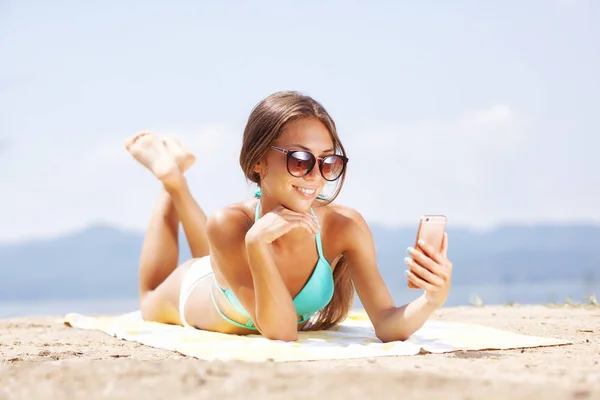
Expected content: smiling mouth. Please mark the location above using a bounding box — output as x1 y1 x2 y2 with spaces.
293 185 317 197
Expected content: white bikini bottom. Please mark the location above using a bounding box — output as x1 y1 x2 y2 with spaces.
178 256 214 328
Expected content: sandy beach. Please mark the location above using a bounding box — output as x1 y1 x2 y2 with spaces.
1 304 598 399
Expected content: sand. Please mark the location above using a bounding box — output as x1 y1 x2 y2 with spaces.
1 304 599 400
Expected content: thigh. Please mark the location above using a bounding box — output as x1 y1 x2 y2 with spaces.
141 256 256 335
140 258 196 325
182 268 254 335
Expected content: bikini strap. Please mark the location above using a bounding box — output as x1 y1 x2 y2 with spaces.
255 200 261 222
310 208 325 259
210 283 257 330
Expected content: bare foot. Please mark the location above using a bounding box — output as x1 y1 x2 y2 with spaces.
162 137 196 173
125 132 181 184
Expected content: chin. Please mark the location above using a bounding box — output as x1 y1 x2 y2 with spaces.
285 184 319 211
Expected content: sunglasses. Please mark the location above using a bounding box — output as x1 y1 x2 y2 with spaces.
271 146 348 181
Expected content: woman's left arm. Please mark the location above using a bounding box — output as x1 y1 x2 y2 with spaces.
342 210 453 342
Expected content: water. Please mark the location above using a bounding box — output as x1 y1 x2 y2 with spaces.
0 280 597 319
387 280 599 308
0 298 141 319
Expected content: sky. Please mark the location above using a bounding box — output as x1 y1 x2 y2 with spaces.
1 0 599 243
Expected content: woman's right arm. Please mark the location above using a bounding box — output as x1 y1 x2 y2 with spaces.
206 205 317 341
244 236 298 340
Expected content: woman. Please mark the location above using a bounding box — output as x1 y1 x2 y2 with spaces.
125 91 453 342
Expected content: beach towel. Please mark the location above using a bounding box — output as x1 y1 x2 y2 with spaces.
64 309 571 362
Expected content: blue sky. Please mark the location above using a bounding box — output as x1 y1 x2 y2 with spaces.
1 0 598 243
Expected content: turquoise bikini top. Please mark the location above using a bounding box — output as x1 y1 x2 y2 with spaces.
212 190 335 330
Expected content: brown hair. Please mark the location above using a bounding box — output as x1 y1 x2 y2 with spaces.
239 91 354 330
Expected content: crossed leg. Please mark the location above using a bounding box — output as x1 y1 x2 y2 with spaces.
125 132 210 324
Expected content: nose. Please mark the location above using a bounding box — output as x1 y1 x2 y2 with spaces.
304 161 322 182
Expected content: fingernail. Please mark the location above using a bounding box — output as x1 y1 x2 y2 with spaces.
404 269 410 277
404 256 412 265
418 239 425 246
407 247 415 254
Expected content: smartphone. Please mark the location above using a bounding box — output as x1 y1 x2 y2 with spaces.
407 215 447 289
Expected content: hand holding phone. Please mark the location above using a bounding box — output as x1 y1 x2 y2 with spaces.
404 215 453 307
407 215 446 289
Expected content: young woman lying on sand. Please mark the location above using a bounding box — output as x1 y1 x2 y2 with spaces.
125 91 453 342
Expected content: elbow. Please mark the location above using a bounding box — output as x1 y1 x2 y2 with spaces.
375 326 411 343
377 333 411 343
262 330 298 342
255 316 298 342
373 309 413 343
259 322 298 341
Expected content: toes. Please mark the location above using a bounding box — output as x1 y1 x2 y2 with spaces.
125 132 149 150
163 137 188 156
161 137 195 172
163 136 180 146
162 137 177 153
181 153 196 171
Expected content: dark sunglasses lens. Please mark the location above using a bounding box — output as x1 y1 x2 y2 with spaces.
321 155 345 180
288 151 315 177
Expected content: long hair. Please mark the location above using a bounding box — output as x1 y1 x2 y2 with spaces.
239 91 354 330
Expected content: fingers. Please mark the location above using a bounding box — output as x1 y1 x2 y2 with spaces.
294 213 319 234
277 208 319 234
261 218 314 242
293 217 319 234
416 239 451 269
404 268 434 291
407 246 446 278
277 213 318 234
441 233 449 257
252 207 320 244
404 256 444 287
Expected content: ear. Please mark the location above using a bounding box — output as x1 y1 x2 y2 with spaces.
253 155 269 172
253 159 268 182
253 160 263 174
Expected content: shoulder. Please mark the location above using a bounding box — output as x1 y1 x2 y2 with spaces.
206 200 255 245
207 200 257 283
325 203 369 231
322 203 373 249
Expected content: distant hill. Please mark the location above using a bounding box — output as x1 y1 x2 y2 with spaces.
0 223 599 302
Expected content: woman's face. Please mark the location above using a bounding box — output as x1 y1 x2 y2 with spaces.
257 117 335 212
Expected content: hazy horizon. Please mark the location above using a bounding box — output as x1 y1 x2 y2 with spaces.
2 215 600 246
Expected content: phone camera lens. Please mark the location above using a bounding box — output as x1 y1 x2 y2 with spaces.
425 217 430 222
